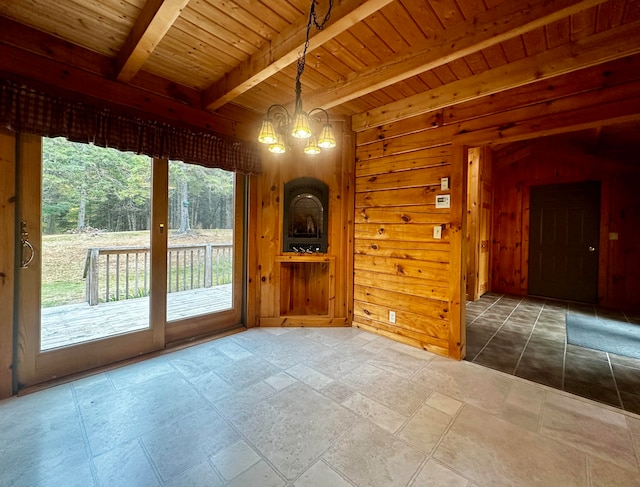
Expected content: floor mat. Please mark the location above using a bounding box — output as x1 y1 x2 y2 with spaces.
566 312 640 359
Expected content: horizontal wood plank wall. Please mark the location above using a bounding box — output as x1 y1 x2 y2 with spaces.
351 55 640 357
353 128 457 357
253 121 353 327
491 136 640 310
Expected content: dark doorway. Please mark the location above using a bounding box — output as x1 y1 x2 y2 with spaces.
529 181 600 303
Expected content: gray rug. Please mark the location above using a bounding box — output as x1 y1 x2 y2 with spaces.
566 312 640 359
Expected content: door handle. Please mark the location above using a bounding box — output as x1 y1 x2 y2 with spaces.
20 220 35 268
588 246 596 252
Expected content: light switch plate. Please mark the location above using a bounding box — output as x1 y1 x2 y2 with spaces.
441 177 449 191
435 194 450 209
389 310 396 323
433 225 442 239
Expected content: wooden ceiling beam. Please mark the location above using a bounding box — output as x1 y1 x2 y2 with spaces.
352 20 640 131
305 0 607 115
202 0 394 111
116 0 191 82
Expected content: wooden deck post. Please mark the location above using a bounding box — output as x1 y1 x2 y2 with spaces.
84 248 100 305
205 244 212 287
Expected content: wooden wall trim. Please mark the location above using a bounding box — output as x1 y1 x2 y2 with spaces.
0 129 16 398
449 145 468 359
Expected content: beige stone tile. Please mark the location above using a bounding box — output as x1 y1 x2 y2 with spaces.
141 407 239 481
589 456 640 487
210 440 261 481
368 347 432 379
164 462 223 487
230 382 358 480
320 381 354 403
434 406 588 487
540 392 638 471
286 363 334 390
213 380 276 419
342 364 432 416
410 459 469 487
294 461 354 487
398 404 452 454
324 421 425 487
627 415 640 460
93 439 159 487
499 380 546 431
225 460 284 487
342 392 407 433
264 372 297 391
412 357 512 415
426 392 462 416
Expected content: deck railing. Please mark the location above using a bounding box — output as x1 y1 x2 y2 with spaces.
83 243 233 305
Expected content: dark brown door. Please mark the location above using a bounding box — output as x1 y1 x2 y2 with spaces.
529 181 600 303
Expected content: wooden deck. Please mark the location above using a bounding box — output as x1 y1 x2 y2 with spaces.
41 284 233 351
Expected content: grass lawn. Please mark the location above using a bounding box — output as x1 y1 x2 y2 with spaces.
42 229 233 307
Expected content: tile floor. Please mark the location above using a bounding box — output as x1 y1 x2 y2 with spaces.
1 327 640 486
466 293 640 414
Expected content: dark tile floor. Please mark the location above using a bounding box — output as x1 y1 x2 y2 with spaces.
465 293 640 414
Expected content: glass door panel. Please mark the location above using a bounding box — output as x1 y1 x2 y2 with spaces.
166 161 235 322
40 137 152 350
16 135 165 388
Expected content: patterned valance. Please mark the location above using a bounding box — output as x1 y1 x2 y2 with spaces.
0 79 261 175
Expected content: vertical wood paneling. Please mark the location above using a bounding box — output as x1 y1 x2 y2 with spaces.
449 145 467 359
492 136 640 310
252 121 353 326
466 147 480 300
0 129 16 398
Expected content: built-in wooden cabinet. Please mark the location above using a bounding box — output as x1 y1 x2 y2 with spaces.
249 121 354 328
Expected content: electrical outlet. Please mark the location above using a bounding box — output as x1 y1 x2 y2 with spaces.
389 310 396 323
433 225 442 239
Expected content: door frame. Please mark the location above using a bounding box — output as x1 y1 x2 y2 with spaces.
15 134 167 388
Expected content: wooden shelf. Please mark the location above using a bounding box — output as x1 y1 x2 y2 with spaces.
275 255 334 263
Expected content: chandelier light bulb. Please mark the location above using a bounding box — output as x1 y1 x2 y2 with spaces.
304 136 321 155
318 124 336 148
268 133 286 153
291 111 312 138
258 119 277 144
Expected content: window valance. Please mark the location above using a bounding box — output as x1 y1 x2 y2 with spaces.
0 79 261 175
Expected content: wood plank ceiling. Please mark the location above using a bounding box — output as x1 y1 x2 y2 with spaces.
0 0 639 138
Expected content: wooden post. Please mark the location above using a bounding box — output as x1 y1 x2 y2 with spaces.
84 248 100 305
0 129 16 398
449 145 469 360
204 244 212 287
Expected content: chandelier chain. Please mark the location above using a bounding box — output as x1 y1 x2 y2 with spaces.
296 0 334 102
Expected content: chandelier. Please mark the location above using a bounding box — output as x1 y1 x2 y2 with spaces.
257 0 336 155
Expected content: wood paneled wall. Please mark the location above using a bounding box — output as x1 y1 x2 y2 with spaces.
353 125 467 359
351 55 640 358
249 121 355 327
491 136 640 310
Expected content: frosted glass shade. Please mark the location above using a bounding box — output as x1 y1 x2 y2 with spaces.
291 111 312 138
318 124 336 148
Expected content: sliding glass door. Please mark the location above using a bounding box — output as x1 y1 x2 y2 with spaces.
165 160 244 342
14 135 244 388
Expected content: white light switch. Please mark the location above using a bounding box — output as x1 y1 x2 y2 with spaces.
389 310 396 323
441 177 449 191
433 225 442 239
